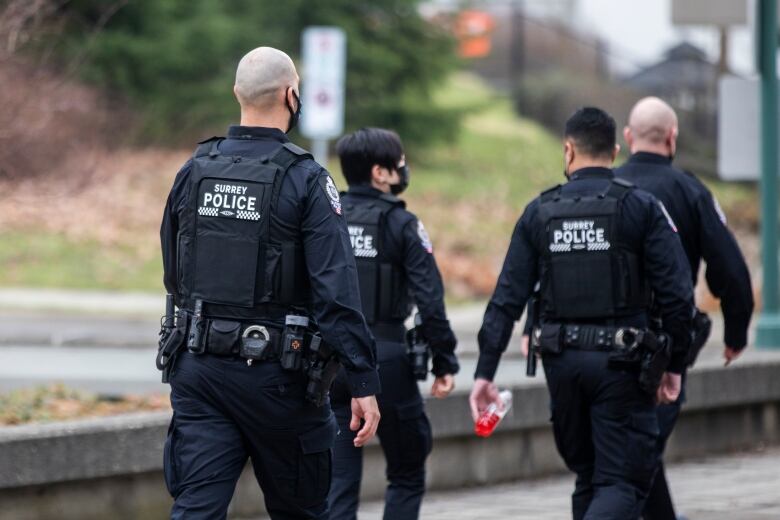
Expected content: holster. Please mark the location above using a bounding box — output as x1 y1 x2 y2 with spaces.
686 310 712 367
405 326 430 381
157 313 187 384
303 335 341 407
637 332 671 395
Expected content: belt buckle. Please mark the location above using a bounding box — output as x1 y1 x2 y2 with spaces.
241 325 270 366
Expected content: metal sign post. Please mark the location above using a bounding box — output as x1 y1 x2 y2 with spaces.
300 27 347 167
756 0 780 348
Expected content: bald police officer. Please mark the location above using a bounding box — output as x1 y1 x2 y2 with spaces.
617 97 754 520
159 47 380 519
470 107 694 520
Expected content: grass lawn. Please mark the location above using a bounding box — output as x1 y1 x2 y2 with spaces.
0 72 757 296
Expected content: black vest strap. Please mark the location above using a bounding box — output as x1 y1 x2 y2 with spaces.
193 137 223 159
540 184 562 203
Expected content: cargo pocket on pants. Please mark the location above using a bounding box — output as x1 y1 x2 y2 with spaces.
396 397 433 467
296 418 338 507
625 411 660 491
163 414 180 497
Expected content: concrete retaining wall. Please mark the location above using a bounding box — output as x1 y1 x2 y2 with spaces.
2 358 780 520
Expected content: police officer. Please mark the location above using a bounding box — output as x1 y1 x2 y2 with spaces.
328 128 459 520
617 96 754 520
469 107 694 520
158 47 381 520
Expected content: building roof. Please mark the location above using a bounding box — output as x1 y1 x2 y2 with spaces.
624 42 717 92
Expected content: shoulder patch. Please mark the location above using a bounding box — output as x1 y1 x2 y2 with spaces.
658 201 678 233
712 195 727 225
417 220 433 253
319 175 342 215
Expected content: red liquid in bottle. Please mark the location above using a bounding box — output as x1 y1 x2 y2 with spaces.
474 390 513 438
475 409 501 437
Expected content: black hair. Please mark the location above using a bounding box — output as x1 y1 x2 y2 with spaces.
335 127 404 186
564 107 616 158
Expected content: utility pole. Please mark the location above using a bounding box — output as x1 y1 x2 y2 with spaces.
756 0 780 348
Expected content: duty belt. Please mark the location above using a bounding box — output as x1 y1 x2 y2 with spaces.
533 323 656 353
563 324 655 351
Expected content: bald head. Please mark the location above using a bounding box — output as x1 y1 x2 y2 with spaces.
234 47 298 110
625 97 678 155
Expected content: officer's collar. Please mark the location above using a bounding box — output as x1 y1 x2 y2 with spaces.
629 151 673 165
227 125 289 142
568 166 614 181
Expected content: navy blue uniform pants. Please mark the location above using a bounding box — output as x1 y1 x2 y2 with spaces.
543 349 659 520
642 372 687 520
328 340 433 520
164 351 338 520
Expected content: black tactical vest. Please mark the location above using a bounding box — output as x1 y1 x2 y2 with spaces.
537 178 649 321
342 193 410 324
176 138 312 316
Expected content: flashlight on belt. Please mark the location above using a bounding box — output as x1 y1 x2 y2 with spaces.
281 314 309 371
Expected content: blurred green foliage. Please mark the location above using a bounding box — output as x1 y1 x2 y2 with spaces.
55 0 460 146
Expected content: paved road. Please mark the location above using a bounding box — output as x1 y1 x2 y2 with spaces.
341 447 780 519
0 304 773 397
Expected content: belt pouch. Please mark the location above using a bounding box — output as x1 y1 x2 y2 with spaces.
206 320 241 355
538 324 563 355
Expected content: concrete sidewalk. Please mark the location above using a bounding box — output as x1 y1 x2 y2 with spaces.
350 446 780 520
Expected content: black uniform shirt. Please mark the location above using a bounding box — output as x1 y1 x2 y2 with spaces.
616 152 754 349
160 126 380 397
476 167 694 380
342 186 459 376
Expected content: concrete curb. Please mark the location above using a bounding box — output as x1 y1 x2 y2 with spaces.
1 357 780 519
0 288 164 317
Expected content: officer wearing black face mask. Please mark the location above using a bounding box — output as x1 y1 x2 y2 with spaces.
616 97 754 520
328 127 459 520
158 46 381 520
470 107 694 520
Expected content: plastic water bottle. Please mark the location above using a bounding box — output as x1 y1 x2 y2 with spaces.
474 389 513 437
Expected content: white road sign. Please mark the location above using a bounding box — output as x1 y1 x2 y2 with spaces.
672 0 748 26
717 75 780 181
300 27 346 140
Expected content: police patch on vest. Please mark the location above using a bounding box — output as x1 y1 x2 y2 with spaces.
348 225 378 257
418 221 433 253
549 218 610 253
319 175 342 215
197 179 262 221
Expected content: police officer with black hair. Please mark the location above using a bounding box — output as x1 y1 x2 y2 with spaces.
470 107 694 520
328 127 459 520
158 46 380 520
617 96 754 520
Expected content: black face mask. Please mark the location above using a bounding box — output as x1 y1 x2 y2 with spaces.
286 90 302 133
390 164 410 195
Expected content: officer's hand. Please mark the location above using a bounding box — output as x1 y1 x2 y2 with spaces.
656 372 681 404
723 346 742 367
520 334 530 358
431 374 455 399
350 396 380 447
469 378 500 422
